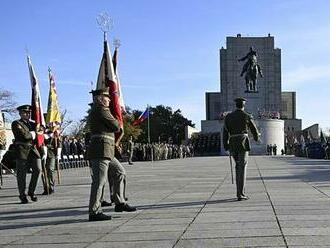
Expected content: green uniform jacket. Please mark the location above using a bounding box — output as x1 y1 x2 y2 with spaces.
86 104 120 160
11 119 41 160
223 109 259 152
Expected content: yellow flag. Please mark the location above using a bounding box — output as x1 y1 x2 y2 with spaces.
46 68 61 130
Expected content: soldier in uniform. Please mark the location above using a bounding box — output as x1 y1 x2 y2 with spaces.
127 136 134 165
87 88 136 222
11 105 43 203
223 98 260 201
42 130 61 195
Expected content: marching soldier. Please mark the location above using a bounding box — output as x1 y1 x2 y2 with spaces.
223 98 260 201
87 88 136 222
11 105 43 204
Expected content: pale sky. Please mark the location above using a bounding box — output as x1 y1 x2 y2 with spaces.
1 0 330 130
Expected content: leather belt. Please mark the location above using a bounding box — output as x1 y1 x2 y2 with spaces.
229 133 248 138
14 141 32 146
91 134 114 140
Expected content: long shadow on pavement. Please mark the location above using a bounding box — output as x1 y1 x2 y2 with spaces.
0 205 87 216
0 218 87 230
0 209 86 221
135 198 238 210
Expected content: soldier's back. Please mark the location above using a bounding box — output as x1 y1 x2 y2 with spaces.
225 110 251 134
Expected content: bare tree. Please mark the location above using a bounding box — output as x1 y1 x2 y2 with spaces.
66 120 86 139
60 109 73 134
0 89 17 115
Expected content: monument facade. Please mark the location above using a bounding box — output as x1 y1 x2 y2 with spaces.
202 34 302 155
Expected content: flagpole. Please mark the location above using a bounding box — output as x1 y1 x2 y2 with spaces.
147 105 153 163
147 105 150 144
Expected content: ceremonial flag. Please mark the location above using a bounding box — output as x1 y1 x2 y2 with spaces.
112 47 126 113
0 110 6 150
300 134 305 149
294 136 298 144
133 108 149 126
46 68 62 184
320 130 326 144
27 56 45 148
96 35 123 143
46 68 61 131
307 131 312 143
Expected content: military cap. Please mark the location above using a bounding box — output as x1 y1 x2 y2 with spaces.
90 88 110 97
17 104 32 112
234 97 247 103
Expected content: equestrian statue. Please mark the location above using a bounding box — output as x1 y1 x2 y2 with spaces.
238 46 263 92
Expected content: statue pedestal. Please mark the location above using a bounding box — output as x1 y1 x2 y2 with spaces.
241 94 261 117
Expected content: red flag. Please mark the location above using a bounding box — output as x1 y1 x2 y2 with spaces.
112 47 126 113
27 56 45 148
96 36 123 143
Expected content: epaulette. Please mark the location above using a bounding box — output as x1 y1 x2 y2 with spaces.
244 111 253 119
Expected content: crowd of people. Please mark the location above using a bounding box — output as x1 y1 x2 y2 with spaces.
266 144 278 155
128 142 194 162
190 132 221 156
61 136 85 157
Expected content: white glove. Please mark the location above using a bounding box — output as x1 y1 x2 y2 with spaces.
30 131 36 139
41 146 47 160
0 149 5 161
43 133 50 139
56 148 62 159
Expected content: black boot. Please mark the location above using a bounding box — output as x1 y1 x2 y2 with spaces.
101 201 112 207
115 203 137 212
28 194 38 202
19 195 29 204
89 213 112 221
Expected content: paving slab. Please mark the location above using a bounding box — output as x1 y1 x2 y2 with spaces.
1 156 330 247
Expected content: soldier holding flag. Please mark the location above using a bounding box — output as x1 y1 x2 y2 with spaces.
87 19 136 221
12 105 42 203
43 68 62 193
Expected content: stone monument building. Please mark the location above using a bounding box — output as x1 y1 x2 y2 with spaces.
201 34 302 155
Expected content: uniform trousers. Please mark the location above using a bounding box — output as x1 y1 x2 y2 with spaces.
128 150 133 164
89 157 126 215
232 151 248 197
15 158 42 197
44 157 55 191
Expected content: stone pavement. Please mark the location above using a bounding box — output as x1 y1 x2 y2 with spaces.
1 156 330 247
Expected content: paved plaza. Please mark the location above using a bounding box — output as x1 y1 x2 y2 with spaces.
1 156 330 247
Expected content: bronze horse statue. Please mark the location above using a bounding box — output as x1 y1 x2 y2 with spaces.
243 55 263 92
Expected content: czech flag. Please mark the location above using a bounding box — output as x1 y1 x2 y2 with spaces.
133 108 149 126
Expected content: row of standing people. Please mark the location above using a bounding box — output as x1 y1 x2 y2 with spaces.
128 142 194 162
61 136 85 156
266 144 278 155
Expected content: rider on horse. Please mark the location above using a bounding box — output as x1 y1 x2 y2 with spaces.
238 46 263 92
238 46 263 77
